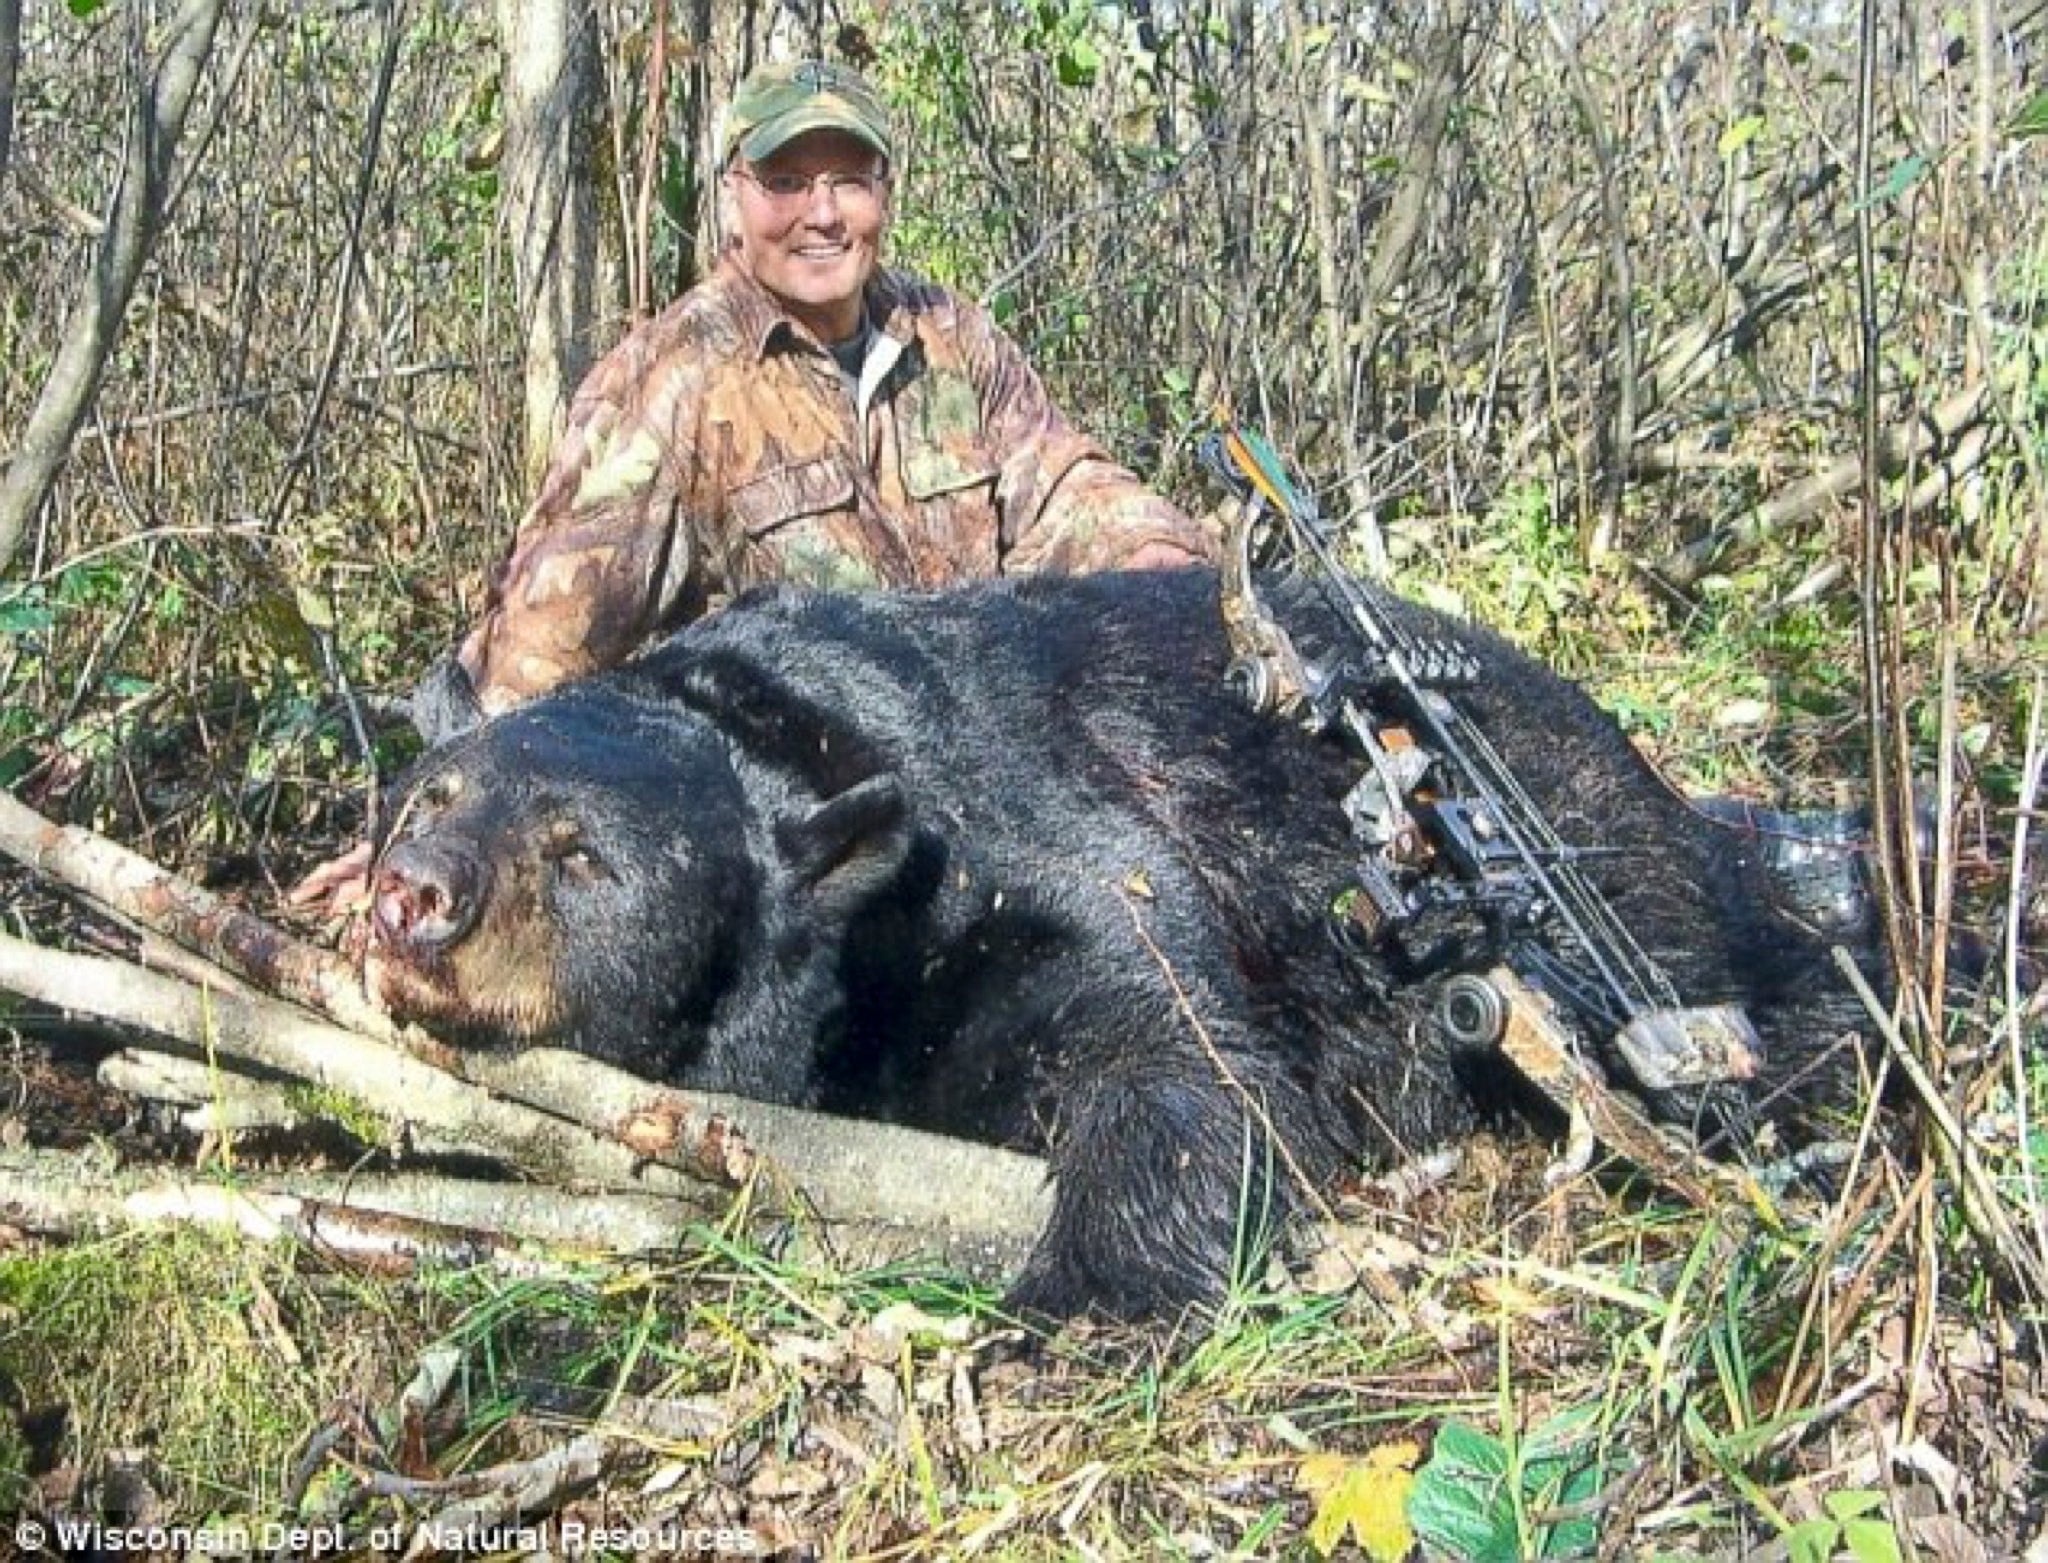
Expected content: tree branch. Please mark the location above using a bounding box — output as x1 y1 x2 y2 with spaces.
265 0 403 527
0 932 707 1193
0 0 227 574
1 775 1054 1257
0 1146 693 1270
1537 0 1639 560
0 787 393 1037
1655 382 1989 586
496 0 611 486
0 788 1053 1247
1 929 1053 1251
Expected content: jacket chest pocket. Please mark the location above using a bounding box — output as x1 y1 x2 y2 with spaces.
897 369 997 501
726 455 858 539
724 454 886 591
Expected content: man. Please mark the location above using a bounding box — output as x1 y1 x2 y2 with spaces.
295 58 1211 904
454 56 1211 715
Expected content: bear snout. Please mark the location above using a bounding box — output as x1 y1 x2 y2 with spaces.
372 838 487 954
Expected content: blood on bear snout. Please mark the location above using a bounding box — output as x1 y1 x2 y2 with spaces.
373 835 485 953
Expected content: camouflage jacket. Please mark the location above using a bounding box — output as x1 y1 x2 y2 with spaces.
455 257 1215 711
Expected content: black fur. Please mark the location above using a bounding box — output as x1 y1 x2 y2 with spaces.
370 570 1869 1320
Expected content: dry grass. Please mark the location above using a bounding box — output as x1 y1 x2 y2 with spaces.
3 1081 2042 1557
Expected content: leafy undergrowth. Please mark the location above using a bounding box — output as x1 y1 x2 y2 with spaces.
3 1099 2044 1559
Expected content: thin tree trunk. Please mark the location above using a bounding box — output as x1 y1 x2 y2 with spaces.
1350 0 1475 572
497 0 611 488
1357 1 1473 384
1275 0 1390 574
677 0 717 292
0 0 226 576
0 0 20 192
1537 0 1638 561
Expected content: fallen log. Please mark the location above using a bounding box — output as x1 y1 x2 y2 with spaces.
0 1145 697 1269
1 932 709 1194
1654 382 1989 588
0 786 756 1178
100 1047 314 1136
0 787 391 1037
466 1044 1052 1245
1 932 1053 1250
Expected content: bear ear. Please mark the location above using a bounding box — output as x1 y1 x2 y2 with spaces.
409 653 485 747
664 651 885 796
774 774 911 916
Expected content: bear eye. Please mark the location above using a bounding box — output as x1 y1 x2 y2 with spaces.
543 820 607 881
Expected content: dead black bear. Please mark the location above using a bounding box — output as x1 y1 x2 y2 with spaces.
368 569 1868 1321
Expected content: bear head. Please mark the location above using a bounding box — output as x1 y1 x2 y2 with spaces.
365 682 767 1072
366 677 914 1091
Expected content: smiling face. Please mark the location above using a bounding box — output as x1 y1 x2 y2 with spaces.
727 129 891 343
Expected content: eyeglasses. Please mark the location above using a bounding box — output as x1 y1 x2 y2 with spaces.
732 166 889 210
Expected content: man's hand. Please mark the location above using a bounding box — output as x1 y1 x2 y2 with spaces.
289 840 374 917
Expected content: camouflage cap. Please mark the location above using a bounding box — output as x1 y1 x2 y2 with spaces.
722 59 895 166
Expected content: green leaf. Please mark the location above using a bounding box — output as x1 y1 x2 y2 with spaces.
1433 1420 1511 1475
1525 1402 1599 1461
1522 1406 1604 1558
1408 1423 1519 1563
1860 153 1931 209
1718 115 1766 158
1407 1480 1518 1563
0 592 53 636
1056 37 1101 87
1843 1517 1905 1563
1785 1517 1840 1563
2024 1129 2048 1178
55 559 126 608
2007 90 2048 139
1825 1489 1888 1522
1815 1490 1903 1563
66 0 105 16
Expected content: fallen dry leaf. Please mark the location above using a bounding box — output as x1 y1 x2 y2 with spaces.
1299 1441 1420 1561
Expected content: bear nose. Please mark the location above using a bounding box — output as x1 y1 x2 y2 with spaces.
372 839 485 952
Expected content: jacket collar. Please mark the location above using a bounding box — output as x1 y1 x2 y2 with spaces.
718 254 918 362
